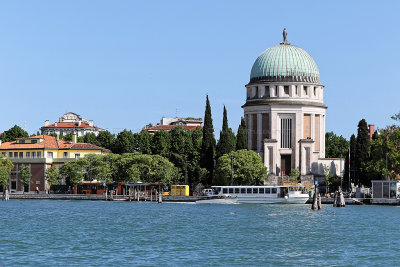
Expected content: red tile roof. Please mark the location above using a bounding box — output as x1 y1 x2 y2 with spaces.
0 135 110 153
145 125 202 131
41 122 101 129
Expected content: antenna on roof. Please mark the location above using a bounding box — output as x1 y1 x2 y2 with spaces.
24 121 26 131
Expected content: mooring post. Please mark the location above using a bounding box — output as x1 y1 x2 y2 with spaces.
312 189 317 210
318 193 322 210
338 188 346 207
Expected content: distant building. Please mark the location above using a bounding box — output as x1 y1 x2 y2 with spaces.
40 112 104 137
0 135 110 193
144 117 203 134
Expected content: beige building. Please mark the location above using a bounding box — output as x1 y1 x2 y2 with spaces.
244 30 343 181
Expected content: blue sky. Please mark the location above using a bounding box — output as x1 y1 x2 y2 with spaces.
0 0 399 138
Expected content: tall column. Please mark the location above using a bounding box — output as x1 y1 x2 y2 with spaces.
257 113 262 152
263 141 268 167
247 114 253 150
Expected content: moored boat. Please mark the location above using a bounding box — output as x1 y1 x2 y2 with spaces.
195 195 238 204
211 185 309 204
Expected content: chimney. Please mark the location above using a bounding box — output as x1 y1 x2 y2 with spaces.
368 124 375 140
72 134 77 144
89 120 94 127
56 134 59 141
55 122 58 127
45 120 50 126
78 121 81 126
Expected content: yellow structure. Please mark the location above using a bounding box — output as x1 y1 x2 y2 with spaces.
171 185 189 196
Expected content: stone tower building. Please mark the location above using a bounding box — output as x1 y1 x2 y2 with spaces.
243 29 333 180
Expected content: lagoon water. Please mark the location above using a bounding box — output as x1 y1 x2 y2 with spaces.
0 200 399 266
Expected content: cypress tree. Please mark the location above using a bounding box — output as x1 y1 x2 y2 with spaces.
200 95 216 185
349 134 356 185
355 119 370 186
236 117 248 150
216 106 235 158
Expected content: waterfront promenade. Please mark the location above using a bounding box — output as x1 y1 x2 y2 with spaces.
5 193 400 205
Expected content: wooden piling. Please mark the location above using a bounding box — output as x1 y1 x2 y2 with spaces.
312 189 318 210
317 193 322 210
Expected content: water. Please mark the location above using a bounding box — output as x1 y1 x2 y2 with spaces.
0 200 399 266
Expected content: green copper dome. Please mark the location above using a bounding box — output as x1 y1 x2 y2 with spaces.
250 43 320 83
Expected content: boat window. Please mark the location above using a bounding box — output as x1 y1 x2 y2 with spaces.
259 188 265 194
229 188 233 194
252 188 258 194
266 188 271 194
272 188 277 194
241 188 246 194
235 188 240 194
247 188 252 194
223 188 228 194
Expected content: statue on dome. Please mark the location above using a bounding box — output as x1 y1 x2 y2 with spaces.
281 28 290 45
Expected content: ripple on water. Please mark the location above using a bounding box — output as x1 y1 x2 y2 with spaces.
0 201 399 266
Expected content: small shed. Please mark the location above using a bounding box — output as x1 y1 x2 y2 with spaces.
371 180 400 199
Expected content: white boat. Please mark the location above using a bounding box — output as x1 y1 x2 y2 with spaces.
211 185 309 204
195 195 238 204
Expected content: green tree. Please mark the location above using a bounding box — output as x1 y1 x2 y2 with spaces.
214 150 266 186
63 133 73 141
19 165 31 193
113 129 135 154
236 117 248 150
200 95 216 185
85 154 113 183
170 127 186 155
355 119 370 186
364 131 387 181
325 131 349 158
59 160 87 186
216 106 236 159
0 156 13 189
151 130 171 157
102 153 122 182
116 153 180 185
1 125 29 142
289 169 301 183
385 127 400 179
83 133 100 146
96 131 115 151
138 131 152 154
349 134 356 186
46 165 60 187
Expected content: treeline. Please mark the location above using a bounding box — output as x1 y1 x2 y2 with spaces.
0 96 267 187
337 115 400 188
47 154 181 187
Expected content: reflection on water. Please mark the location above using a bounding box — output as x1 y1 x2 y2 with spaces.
0 200 399 266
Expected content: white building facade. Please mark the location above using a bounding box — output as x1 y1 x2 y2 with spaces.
244 30 342 180
41 112 104 137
